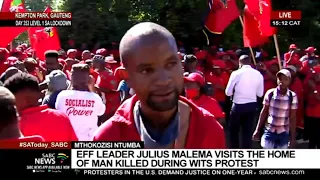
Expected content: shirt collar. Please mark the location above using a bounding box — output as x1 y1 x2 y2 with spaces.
241 65 252 69
20 105 48 116
276 87 290 96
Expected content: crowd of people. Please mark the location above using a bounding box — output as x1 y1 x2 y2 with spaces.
0 22 319 149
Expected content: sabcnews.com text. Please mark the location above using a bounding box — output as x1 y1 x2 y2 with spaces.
258 169 305 175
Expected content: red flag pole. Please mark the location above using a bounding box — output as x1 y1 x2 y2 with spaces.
273 34 282 69
239 15 256 65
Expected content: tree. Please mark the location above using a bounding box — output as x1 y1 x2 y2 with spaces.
52 0 320 52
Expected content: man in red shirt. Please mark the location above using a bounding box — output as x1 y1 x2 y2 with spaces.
93 55 120 120
284 44 299 62
257 60 278 94
4 73 78 141
206 60 228 108
0 86 44 141
184 73 225 123
305 66 320 148
93 22 225 148
82 50 91 61
44 50 60 75
286 65 304 130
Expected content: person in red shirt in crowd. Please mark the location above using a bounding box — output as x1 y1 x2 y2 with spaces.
305 66 320 148
286 65 304 131
300 47 316 62
183 54 203 75
93 22 225 148
218 52 238 71
58 49 66 59
205 60 228 108
44 50 60 75
105 56 119 72
0 86 44 141
96 48 108 57
67 49 79 62
194 49 206 73
1 67 20 83
114 64 126 85
284 44 299 62
207 46 218 62
93 55 120 120
11 49 25 61
3 73 78 141
257 59 279 94
64 58 77 71
286 51 302 72
184 73 225 123
58 58 66 70
0 48 9 75
82 50 91 61
24 58 43 82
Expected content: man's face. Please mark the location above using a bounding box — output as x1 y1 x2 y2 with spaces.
126 39 184 112
66 60 76 68
212 68 221 75
221 55 230 60
185 61 197 72
277 74 290 89
45 57 59 74
68 52 76 59
82 52 91 60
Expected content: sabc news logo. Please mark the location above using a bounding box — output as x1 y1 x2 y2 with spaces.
35 153 69 165
57 153 69 164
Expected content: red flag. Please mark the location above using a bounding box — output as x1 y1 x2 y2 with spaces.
204 0 240 34
244 0 260 19
28 7 61 60
259 0 277 36
243 5 268 47
0 0 28 47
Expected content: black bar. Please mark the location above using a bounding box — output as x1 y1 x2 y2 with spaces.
0 149 71 175
71 141 144 149
0 20 72 27
0 149 318 176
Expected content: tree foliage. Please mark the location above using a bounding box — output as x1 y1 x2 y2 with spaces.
17 0 320 53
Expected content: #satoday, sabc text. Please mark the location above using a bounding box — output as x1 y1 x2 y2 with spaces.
75 150 260 168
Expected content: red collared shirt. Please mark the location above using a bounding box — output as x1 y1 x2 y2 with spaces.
93 95 226 149
190 95 225 119
96 70 120 115
19 105 78 141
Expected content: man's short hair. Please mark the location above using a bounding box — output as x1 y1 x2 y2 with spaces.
0 86 17 128
72 64 90 74
183 54 197 63
45 50 59 59
3 72 39 94
239 55 251 64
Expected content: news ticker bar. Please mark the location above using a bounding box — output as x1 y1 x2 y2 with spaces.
1 168 320 176
0 141 144 149
66 169 319 176
0 148 318 176
0 20 72 27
